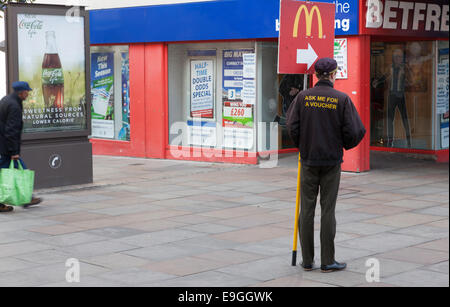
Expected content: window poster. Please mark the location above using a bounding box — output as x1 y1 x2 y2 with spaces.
187 120 217 147
17 13 87 133
119 51 130 141
438 59 449 149
190 60 214 118
334 38 348 79
222 49 255 150
436 61 449 115
91 52 115 139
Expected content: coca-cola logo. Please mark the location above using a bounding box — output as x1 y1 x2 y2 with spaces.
18 15 43 39
19 20 43 30
42 68 64 85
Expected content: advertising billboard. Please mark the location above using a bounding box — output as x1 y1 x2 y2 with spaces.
6 4 91 139
5 4 92 189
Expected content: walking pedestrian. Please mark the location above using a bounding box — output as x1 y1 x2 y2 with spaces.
287 58 366 272
0 81 42 212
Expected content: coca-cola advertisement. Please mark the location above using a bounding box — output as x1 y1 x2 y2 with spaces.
17 13 86 133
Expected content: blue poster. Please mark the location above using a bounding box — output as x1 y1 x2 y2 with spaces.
222 49 254 102
91 52 115 138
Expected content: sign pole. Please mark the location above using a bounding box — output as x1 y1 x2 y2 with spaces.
292 153 301 266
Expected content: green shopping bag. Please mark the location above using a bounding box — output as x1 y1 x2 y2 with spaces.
0 160 35 206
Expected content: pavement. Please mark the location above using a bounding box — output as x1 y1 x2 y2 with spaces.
0 151 448 287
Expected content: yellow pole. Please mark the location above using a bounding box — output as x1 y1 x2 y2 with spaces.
292 153 301 266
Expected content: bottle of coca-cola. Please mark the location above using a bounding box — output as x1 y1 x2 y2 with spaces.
42 31 64 108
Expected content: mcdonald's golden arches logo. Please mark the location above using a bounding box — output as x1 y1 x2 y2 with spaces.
293 5 323 39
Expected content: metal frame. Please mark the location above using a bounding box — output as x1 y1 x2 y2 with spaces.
5 3 91 141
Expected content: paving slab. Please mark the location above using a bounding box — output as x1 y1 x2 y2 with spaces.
144 271 260 287
382 269 449 287
336 233 431 253
0 152 447 287
217 255 301 282
378 247 449 265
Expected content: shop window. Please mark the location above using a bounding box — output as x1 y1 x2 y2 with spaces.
90 46 130 141
257 41 309 152
168 42 256 151
436 41 449 150
371 41 435 150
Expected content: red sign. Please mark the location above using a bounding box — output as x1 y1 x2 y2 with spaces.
362 0 449 38
278 0 335 74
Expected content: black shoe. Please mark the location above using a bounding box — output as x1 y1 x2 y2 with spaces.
301 262 316 271
23 197 42 209
0 204 14 213
321 261 347 273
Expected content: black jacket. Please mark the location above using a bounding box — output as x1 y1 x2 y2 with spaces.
0 93 24 156
287 80 366 166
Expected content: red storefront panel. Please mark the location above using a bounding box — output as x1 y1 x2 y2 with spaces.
335 36 371 173
91 44 147 158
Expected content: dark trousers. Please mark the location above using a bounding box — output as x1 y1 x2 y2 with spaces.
299 163 341 266
387 94 411 147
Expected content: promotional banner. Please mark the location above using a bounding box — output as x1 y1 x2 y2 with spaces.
17 14 86 133
191 60 214 118
334 38 348 79
223 102 254 129
119 52 131 141
91 52 115 139
222 49 255 150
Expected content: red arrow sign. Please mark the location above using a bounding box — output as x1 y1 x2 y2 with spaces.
278 0 335 74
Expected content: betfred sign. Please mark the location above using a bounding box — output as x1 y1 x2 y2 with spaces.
363 0 449 37
278 0 335 74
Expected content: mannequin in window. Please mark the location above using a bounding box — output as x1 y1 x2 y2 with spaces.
373 49 412 148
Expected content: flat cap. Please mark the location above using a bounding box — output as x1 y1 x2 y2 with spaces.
12 81 32 92
314 58 338 75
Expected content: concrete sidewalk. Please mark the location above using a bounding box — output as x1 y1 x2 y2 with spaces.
0 152 448 287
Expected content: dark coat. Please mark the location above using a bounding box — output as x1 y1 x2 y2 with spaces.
0 93 24 156
286 80 366 166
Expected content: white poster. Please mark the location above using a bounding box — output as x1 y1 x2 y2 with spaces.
243 53 256 79
441 125 449 149
223 127 254 149
242 79 256 105
191 60 214 118
334 38 348 79
92 119 114 139
187 120 216 147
